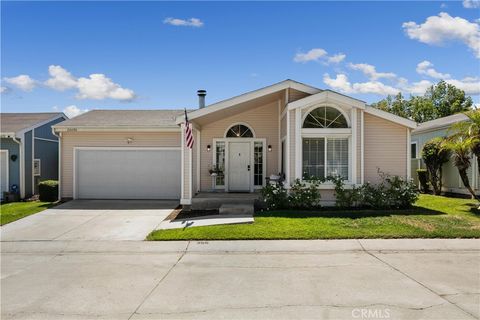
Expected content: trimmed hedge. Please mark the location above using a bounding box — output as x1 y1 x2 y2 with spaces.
38 180 58 202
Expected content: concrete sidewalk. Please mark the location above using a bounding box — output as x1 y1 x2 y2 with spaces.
1 239 479 319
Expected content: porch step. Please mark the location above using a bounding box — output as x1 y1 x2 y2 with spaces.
219 203 254 215
191 193 261 211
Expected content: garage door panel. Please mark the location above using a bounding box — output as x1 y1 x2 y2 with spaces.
76 149 180 199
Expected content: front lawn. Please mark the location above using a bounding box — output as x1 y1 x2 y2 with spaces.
147 194 480 240
1 201 55 226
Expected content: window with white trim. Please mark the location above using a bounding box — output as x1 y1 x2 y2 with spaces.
33 159 41 176
411 142 418 159
302 138 349 180
303 106 348 129
226 124 254 138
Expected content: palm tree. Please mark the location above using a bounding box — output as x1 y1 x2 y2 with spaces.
442 135 479 201
449 110 480 169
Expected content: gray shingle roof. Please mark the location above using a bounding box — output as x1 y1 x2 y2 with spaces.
53 110 187 128
413 113 469 133
1 113 65 134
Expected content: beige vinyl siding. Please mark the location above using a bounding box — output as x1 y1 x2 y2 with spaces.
357 110 361 183
280 115 287 139
364 113 407 184
199 100 280 191
288 88 311 103
288 109 296 183
60 131 181 199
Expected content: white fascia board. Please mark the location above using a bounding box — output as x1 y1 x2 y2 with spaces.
175 80 321 124
364 106 417 129
0 132 17 138
288 91 366 111
53 126 181 132
16 114 67 136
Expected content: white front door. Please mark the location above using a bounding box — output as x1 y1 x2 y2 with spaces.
228 142 251 191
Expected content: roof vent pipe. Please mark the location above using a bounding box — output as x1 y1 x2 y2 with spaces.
197 90 206 109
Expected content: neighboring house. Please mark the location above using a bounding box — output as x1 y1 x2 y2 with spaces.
53 79 416 205
1 113 67 199
411 113 479 196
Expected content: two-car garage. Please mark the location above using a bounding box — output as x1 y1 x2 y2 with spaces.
75 148 181 200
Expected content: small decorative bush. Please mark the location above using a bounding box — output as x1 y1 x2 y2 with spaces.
38 180 58 202
416 169 429 193
380 173 418 209
288 179 321 209
261 181 288 210
329 175 362 208
422 138 449 195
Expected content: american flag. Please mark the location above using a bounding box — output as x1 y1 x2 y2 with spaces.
184 109 194 149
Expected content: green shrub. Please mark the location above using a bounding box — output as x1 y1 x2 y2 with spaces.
422 137 449 195
261 182 288 210
381 173 418 209
38 180 58 202
288 179 321 209
416 169 429 193
330 175 362 208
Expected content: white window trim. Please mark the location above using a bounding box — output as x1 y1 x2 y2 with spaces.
33 159 41 176
301 104 352 128
411 141 419 159
1 150 9 194
223 122 256 138
300 135 353 184
212 138 267 192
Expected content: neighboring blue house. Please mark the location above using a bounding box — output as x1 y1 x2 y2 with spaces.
411 113 479 196
0 113 67 199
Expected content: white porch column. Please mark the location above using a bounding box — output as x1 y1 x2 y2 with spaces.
351 108 357 184
180 123 192 205
295 108 302 180
406 128 411 180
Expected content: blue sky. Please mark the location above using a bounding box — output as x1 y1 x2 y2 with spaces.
1 1 479 117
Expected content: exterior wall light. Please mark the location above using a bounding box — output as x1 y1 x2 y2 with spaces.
268 145 272 152
207 144 211 152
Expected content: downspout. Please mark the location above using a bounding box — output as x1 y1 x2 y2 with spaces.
11 135 24 198
51 127 62 201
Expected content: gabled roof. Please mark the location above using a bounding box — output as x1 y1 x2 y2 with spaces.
413 113 469 134
176 79 321 124
288 89 366 110
364 106 417 129
1 112 66 135
53 110 187 131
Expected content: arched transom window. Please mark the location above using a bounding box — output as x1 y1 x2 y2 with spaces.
303 106 348 129
226 124 254 138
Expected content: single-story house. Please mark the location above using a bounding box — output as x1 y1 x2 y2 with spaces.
1 113 67 199
411 113 479 195
53 79 417 205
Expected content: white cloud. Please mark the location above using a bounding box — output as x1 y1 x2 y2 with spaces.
76 74 135 100
401 80 434 95
463 0 480 8
294 48 346 64
446 77 480 95
294 48 327 63
416 60 451 79
163 17 203 27
4 75 36 91
327 53 346 64
403 12 480 58
348 63 396 80
323 73 353 93
322 73 399 96
62 105 89 118
0 86 8 94
45 65 77 90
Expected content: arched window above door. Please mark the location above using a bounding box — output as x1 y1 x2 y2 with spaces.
303 106 349 129
225 124 254 138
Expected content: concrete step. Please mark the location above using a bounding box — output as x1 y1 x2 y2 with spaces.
192 198 257 211
219 203 254 215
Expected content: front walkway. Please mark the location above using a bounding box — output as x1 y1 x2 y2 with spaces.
0 200 178 241
1 239 479 319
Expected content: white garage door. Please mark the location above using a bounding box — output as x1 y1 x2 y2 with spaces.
76 148 180 199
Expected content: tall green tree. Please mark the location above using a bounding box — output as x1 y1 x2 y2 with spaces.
372 81 473 122
421 138 450 195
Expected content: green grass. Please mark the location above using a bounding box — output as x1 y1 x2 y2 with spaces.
147 194 480 240
1 201 56 226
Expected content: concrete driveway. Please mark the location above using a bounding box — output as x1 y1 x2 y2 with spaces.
1 239 479 320
1 200 177 241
